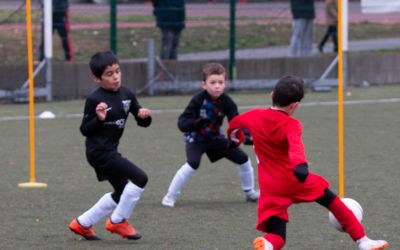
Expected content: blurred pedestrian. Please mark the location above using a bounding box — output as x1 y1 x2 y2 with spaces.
289 0 315 57
152 0 185 60
318 0 338 53
38 0 73 62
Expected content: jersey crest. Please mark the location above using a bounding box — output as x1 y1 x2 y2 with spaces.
122 100 131 114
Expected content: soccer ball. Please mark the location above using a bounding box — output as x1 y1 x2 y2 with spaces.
328 198 363 232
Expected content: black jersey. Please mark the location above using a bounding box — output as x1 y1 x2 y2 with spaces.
178 90 238 143
80 86 151 155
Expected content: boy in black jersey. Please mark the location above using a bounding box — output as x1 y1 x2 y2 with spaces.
161 63 259 207
69 51 152 240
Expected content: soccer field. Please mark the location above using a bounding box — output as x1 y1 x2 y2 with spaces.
0 85 399 250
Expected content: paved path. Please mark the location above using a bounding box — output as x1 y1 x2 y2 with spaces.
177 38 400 61
118 37 400 62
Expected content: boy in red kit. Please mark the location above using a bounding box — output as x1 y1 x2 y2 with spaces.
227 76 389 250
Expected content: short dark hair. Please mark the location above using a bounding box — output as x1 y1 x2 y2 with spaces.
272 75 305 107
202 63 226 81
89 51 119 79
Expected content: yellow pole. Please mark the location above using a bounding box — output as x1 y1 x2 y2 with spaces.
337 0 344 197
18 0 47 189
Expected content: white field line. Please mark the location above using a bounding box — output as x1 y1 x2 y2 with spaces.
1 97 400 122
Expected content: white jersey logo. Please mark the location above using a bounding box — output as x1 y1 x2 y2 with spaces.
122 100 131 114
104 119 125 129
115 119 125 129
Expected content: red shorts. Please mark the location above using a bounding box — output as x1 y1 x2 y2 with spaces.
256 172 330 233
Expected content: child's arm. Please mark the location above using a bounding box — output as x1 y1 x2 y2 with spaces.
223 95 239 122
129 94 152 127
136 108 152 127
227 115 246 148
80 98 103 137
287 121 309 183
95 102 109 121
224 95 253 145
177 96 204 132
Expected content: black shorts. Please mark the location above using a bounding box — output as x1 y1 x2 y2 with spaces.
86 150 148 188
185 139 248 169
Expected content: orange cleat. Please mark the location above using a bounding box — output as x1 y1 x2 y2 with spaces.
105 218 142 240
69 218 101 240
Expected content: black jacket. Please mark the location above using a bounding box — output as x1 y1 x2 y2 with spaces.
152 0 185 31
290 0 315 20
178 90 238 143
53 0 69 13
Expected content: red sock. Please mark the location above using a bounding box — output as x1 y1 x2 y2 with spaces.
328 197 366 241
264 233 285 250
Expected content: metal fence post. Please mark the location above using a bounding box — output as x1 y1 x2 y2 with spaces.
147 38 155 96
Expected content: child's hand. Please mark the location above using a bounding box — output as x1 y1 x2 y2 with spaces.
227 128 245 148
96 102 109 121
137 108 151 119
242 128 253 145
195 117 210 128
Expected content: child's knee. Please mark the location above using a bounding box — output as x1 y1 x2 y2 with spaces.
187 161 200 170
131 171 148 188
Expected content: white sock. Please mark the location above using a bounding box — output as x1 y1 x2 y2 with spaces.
237 159 255 192
77 192 117 227
357 236 369 244
110 182 144 224
166 162 196 197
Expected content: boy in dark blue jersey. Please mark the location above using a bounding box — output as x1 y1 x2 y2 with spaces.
69 51 151 241
161 63 259 207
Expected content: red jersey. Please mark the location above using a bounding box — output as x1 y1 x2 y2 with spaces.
228 108 329 232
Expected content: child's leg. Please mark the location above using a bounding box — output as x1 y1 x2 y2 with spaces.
224 148 259 201
254 216 286 250
104 155 148 223
162 142 202 207
316 189 389 249
77 192 117 227
110 181 144 223
316 188 365 241
69 191 117 240
106 179 144 240
164 162 196 198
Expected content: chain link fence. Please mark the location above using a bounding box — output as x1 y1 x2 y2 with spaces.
0 1 399 99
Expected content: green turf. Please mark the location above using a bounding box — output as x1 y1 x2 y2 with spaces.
0 85 399 249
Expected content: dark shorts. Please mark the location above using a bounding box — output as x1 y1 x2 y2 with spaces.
86 150 148 189
185 139 248 169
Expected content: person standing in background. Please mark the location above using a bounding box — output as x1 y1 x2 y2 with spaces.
289 0 315 57
318 0 338 53
152 0 186 60
38 0 73 62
